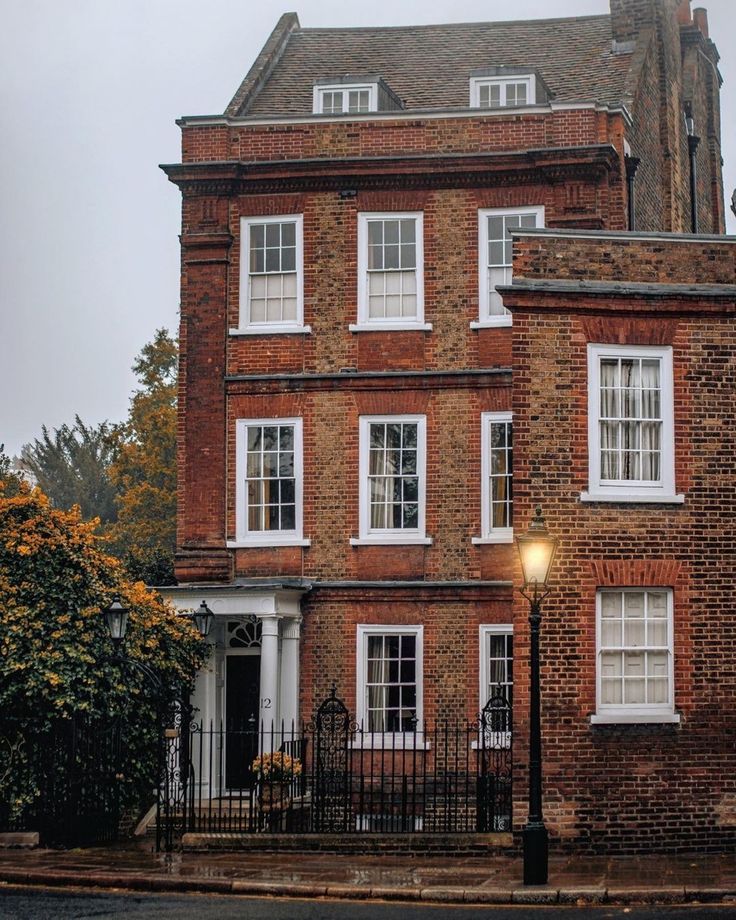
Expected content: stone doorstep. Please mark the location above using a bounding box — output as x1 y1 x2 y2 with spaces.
0 833 39 849
180 831 514 853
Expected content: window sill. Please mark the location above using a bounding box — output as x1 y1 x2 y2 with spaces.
349 323 432 333
470 319 512 330
229 325 311 336
590 712 680 725
350 536 433 546
580 491 685 504
227 538 311 548
472 532 513 545
350 736 432 751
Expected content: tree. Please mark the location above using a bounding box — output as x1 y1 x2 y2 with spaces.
108 330 178 584
21 417 119 524
0 479 205 829
0 445 23 498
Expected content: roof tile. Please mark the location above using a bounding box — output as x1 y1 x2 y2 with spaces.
240 15 632 117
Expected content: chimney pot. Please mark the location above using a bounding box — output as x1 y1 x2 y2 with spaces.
676 0 692 25
692 7 709 37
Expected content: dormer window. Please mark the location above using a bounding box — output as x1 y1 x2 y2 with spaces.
470 75 536 109
314 83 377 114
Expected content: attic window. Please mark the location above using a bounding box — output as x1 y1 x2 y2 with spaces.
314 83 377 114
470 76 535 109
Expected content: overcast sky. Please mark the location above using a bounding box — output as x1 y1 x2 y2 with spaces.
1 0 733 458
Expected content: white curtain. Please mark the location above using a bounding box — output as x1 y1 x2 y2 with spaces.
599 359 618 479
640 360 661 481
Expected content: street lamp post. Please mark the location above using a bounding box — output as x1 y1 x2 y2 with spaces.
516 507 558 886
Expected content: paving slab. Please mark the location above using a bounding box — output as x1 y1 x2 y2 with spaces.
0 841 734 907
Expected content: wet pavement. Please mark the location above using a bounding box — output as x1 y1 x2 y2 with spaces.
0 840 735 906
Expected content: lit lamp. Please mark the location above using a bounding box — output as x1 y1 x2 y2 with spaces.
516 506 558 886
104 595 129 644
192 600 214 639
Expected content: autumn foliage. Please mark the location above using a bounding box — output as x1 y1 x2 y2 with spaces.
0 480 206 823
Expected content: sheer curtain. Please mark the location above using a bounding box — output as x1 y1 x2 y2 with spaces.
599 359 619 480
640 360 661 481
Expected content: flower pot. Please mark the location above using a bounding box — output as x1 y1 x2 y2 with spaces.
258 783 291 812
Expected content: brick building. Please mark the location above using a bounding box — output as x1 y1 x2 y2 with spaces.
161 0 734 851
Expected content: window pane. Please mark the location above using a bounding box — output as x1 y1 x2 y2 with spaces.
601 619 621 646
265 247 280 272
247 479 262 504
403 504 418 528
489 240 505 266
280 479 295 504
624 620 645 647
281 247 296 272
384 244 400 269
403 478 418 502
624 593 645 618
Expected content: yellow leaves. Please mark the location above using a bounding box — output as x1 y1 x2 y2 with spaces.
17 544 31 555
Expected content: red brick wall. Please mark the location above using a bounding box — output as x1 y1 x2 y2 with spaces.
222 182 610 380
507 233 736 852
223 381 512 582
182 109 613 165
300 587 513 725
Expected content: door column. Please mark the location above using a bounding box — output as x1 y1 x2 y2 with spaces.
279 617 301 733
259 615 280 743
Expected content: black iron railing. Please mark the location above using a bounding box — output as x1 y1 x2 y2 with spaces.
0 716 123 847
171 690 512 837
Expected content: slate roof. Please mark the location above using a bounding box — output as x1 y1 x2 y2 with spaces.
238 15 633 117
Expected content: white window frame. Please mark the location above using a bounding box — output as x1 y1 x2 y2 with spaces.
230 417 309 547
470 75 536 109
592 588 679 724
313 83 378 115
473 206 544 328
583 344 682 503
234 215 308 335
473 412 513 544
476 624 514 749
352 212 429 332
352 415 430 546
479 624 514 711
356 624 427 749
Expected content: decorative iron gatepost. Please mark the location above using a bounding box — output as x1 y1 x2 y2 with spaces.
309 687 354 832
157 698 194 852
476 691 513 832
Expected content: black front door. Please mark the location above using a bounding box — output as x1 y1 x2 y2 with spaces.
225 655 261 790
